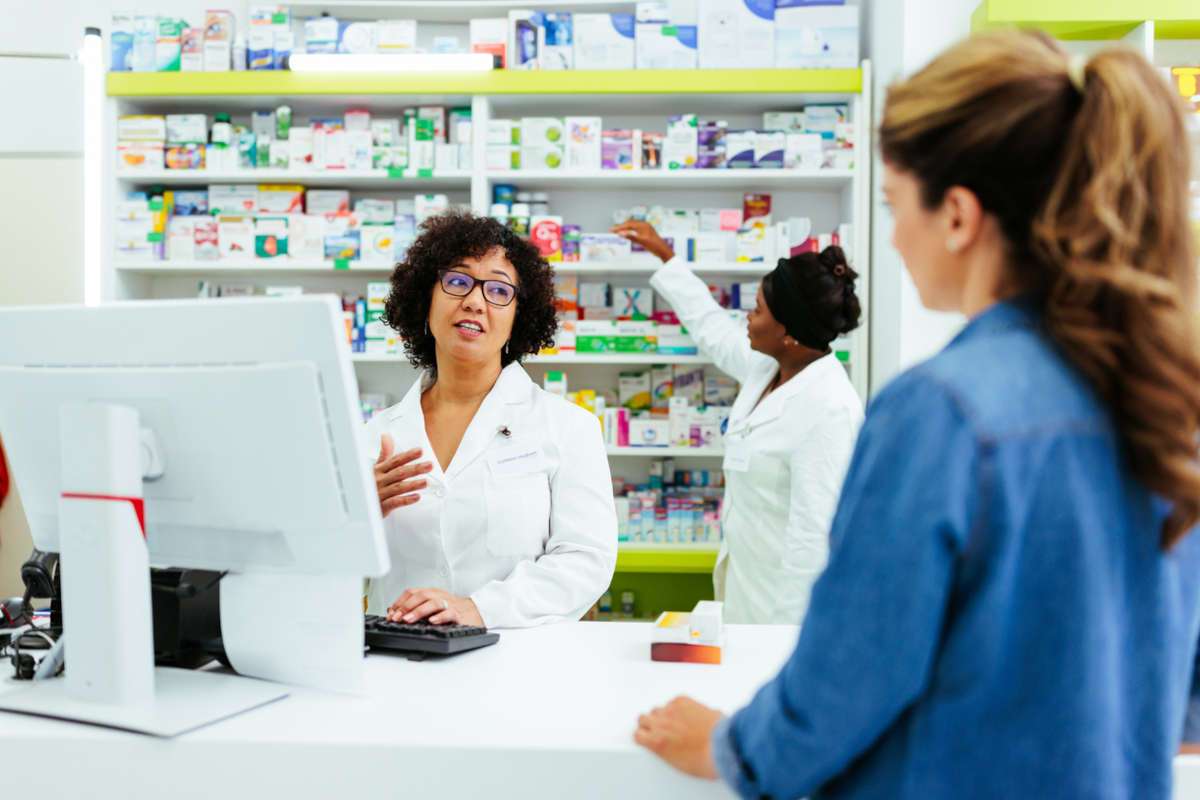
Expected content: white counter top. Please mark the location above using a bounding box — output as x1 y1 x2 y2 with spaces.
4 620 1196 799
0 621 798 800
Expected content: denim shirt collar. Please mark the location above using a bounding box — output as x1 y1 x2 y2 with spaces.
948 296 1042 350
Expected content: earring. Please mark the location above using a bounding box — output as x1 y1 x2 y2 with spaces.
946 240 960 253
503 341 510 358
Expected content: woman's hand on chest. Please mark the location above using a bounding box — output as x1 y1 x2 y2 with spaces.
374 433 434 517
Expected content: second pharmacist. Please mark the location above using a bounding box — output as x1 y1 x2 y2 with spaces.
614 220 864 625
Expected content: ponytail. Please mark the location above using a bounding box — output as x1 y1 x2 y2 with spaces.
1034 48 1200 547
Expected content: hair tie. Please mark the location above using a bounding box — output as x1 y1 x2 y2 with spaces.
1067 54 1087 93
832 264 846 277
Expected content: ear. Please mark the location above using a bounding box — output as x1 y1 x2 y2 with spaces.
940 185 985 254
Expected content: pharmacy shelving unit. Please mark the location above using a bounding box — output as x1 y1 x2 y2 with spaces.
971 1 1200 243
970 0 1200 41
105 57 872 618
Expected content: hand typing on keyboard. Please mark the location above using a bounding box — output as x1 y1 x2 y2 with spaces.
388 587 485 627
366 616 488 638
364 615 499 658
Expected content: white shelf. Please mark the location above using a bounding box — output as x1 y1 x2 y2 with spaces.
351 353 408 363
114 260 770 278
554 262 770 276
530 353 708 365
487 169 853 190
115 260 392 276
117 168 850 190
115 169 472 188
350 352 710 365
280 1 633 22
607 446 723 458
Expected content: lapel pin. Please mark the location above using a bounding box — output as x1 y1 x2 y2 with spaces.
499 425 512 438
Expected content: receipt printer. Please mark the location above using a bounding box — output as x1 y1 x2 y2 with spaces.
650 601 724 665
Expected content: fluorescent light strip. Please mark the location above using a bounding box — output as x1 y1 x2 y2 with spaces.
288 53 495 73
81 27 103 307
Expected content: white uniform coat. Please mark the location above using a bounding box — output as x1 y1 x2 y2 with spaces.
651 258 863 624
363 363 617 628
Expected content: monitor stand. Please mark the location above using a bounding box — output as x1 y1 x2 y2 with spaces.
0 667 288 737
0 402 288 736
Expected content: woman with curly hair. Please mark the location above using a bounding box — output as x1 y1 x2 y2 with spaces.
362 210 616 629
635 30 1200 799
612 220 864 626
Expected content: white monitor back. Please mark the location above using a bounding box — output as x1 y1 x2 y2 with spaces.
0 296 388 578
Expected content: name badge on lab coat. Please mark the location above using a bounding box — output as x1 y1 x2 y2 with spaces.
488 444 547 476
723 442 750 473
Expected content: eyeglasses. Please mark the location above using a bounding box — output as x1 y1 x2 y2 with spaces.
437 269 518 308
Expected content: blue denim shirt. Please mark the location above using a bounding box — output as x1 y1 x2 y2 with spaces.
1186 639 1200 742
712 299 1200 799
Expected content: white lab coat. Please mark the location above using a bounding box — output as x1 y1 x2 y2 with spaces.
650 258 863 624
363 363 618 629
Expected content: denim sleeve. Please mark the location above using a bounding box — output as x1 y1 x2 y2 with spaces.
1185 636 1200 742
724 369 980 800
711 717 758 798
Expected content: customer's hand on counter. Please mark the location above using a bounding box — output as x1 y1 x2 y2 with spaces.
612 220 676 264
374 434 433 517
634 695 723 780
388 587 485 627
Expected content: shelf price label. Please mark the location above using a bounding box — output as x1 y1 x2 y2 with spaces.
146 232 163 243
334 258 350 271
417 168 434 179
386 166 406 180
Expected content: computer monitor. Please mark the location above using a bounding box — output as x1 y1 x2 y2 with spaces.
0 296 390 735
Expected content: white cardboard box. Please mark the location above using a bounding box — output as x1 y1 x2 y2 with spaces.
698 0 776 69
573 13 636 70
565 117 603 170
287 214 326 260
360 225 396 264
775 2 859 68
636 21 698 69
216 216 253 260
521 117 565 146
166 217 196 261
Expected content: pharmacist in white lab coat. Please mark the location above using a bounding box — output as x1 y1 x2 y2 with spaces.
615 221 863 625
364 211 617 629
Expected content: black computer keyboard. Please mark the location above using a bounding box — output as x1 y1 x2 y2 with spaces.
364 614 500 658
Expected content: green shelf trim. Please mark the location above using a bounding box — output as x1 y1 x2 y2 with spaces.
107 68 862 98
972 0 1200 39
615 548 719 574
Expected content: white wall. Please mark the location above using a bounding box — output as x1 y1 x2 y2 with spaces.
867 0 977 392
0 4 89 595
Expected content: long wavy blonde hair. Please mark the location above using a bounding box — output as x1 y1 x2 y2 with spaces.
879 30 1200 549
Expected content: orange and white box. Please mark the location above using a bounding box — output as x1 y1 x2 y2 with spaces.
651 601 724 664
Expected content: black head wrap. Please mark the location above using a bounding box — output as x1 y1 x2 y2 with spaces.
762 246 861 350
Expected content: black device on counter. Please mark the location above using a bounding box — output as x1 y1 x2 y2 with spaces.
364 614 499 660
5 552 229 679
150 568 229 669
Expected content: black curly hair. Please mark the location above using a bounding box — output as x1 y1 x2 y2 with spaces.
762 245 862 351
381 210 559 373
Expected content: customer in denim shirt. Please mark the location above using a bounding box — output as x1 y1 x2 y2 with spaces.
635 30 1200 799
